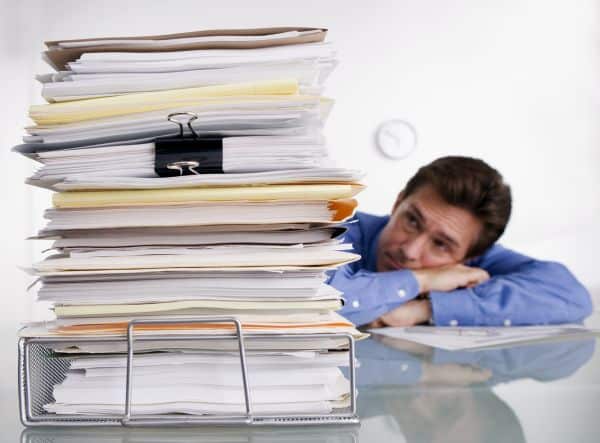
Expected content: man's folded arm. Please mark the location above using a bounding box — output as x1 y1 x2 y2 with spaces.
327 266 420 327
430 247 593 326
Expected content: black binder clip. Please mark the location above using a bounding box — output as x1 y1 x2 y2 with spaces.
154 112 224 177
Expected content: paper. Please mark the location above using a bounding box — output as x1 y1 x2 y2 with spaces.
369 325 600 350
41 60 332 101
43 225 345 248
53 298 343 318
28 136 361 188
30 79 300 124
69 350 350 370
57 30 316 48
19 26 363 422
19 96 327 153
48 168 364 192
52 184 364 209
20 310 361 336
42 199 358 230
44 27 328 70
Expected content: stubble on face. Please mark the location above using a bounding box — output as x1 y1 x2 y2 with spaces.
376 186 482 272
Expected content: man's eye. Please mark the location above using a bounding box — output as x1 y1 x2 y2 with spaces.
433 239 449 251
405 213 418 228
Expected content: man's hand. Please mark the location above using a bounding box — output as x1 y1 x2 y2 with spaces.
365 265 489 328
413 264 490 293
375 299 432 327
366 264 489 328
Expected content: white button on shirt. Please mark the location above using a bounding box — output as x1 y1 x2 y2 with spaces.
397 289 407 298
504 319 512 327
449 319 458 326
352 300 360 309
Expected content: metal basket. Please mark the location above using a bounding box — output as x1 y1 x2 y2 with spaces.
19 317 359 427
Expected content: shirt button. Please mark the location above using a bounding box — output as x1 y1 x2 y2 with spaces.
401 364 409 372
504 319 512 327
397 289 407 298
352 300 360 308
449 319 458 326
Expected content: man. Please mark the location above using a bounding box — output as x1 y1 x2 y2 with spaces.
330 156 593 327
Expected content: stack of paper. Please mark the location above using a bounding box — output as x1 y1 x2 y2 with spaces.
44 350 352 415
14 27 343 192
18 27 365 418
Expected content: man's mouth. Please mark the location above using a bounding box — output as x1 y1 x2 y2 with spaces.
385 252 404 270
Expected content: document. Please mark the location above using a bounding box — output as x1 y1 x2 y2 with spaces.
370 325 600 350
39 225 345 248
42 199 358 230
52 298 343 318
48 168 364 192
51 183 364 209
18 26 362 422
41 60 334 102
28 136 360 188
45 357 350 415
30 79 300 125
44 27 329 70
20 311 363 337
33 244 360 272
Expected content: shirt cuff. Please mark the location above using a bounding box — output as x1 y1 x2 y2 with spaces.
429 288 478 326
378 269 421 309
338 269 420 327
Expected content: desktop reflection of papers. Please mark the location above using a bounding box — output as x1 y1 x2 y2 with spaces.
353 335 596 443
369 324 599 350
21 426 359 443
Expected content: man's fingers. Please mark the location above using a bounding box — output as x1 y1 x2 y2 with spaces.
419 264 490 293
463 267 490 287
366 318 386 328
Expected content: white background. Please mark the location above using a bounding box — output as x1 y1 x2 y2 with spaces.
0 1 599 440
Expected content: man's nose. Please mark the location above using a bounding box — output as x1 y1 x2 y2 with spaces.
402 234 428 261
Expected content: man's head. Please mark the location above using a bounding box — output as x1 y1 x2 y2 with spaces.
377 156 512 272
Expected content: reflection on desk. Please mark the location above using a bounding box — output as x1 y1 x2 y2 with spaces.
21 426 359 443
18 336 598 443
354 335 595 443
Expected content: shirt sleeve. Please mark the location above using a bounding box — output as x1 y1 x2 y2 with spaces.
327 266 420 327
430 245 594 326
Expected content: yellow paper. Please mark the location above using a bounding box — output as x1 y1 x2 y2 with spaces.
29 79 299 125
54 299 342 318
52 184 365 209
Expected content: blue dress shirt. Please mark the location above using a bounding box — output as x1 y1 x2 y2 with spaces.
328 212 593 326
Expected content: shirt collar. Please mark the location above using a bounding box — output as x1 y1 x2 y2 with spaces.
362 214 390 272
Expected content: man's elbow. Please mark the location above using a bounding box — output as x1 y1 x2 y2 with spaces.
571 283 594 322
551 262 594 322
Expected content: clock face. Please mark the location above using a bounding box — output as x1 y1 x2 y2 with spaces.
376 119 418 159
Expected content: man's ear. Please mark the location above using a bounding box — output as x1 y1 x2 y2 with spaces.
392 191 405 214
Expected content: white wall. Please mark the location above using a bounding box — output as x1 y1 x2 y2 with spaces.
1 0 599 327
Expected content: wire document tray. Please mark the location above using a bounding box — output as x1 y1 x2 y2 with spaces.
19 317 359 427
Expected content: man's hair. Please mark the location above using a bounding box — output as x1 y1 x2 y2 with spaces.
403 156 512 258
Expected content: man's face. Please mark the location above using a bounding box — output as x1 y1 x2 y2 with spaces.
376 185 482 272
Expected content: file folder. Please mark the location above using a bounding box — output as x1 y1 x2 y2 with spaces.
45 27 328 70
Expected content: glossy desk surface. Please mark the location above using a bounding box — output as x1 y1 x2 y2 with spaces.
3 315 600 443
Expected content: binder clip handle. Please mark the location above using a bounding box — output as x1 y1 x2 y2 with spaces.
167 112 200 138
166 160 200 176
155 112 224 176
